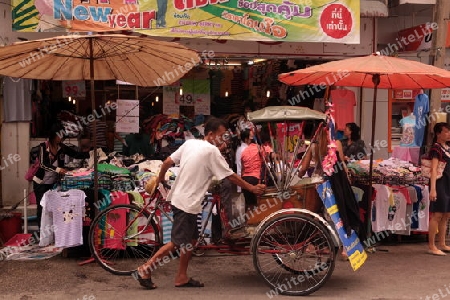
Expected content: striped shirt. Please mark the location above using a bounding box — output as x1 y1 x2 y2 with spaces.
88 121 108 148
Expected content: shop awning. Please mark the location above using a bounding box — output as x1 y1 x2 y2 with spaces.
247 106 327 123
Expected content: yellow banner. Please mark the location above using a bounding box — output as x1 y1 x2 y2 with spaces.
13 0 360 43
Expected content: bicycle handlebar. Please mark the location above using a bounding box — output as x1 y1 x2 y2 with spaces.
162 181 172 190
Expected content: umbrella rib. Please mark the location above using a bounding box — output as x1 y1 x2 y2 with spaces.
97 38 171 85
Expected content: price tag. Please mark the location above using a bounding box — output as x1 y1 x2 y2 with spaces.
441 88 450 101
116 100 139 117
177 94 195 106
62 81 86 98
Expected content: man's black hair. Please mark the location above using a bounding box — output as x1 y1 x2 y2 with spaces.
204 117 227 135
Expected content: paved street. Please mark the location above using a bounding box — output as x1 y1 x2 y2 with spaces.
1 241 450 300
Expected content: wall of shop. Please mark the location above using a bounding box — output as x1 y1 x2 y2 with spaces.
1 123 30 207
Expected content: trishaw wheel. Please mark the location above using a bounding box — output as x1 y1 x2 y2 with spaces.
252 213 335 296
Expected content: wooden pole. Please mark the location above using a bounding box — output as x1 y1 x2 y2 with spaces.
428 0 449 146
89 37 99 205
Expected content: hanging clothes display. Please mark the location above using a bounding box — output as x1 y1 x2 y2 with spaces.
330 88 356 130
399 114 417 147
39 189 86 248
371 184 429 234
413 91 429 147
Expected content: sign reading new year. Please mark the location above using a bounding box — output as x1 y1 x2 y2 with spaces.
13 0 360 43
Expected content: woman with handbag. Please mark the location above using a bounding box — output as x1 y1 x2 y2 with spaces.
33 124 90 232
428 122 450 256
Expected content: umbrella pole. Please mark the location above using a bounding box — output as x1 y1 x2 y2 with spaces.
367 74 380 241
89 38 99 205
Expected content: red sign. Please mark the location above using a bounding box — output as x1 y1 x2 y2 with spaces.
397 23 433 52
62 81 86 98
320 4 353 39
393 89 421 100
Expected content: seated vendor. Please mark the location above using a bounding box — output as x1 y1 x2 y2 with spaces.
341 122 367 161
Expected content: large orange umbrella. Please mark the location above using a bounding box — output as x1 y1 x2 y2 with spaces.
279 53 450 238
279 53 450 89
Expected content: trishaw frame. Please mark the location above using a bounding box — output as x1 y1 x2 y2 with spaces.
88 106 340 296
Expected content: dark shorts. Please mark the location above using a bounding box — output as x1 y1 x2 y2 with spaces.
242 176 259 207
171 205 199 247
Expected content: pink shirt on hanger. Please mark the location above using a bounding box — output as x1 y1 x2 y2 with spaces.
330 89 356 130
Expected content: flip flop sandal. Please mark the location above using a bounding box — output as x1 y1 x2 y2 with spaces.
427 249 446 256
175 278 205 288
132 270 157 289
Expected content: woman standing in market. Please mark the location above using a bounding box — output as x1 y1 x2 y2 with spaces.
33 124 90 232
428 122 450 256
241 130 272 211
341 122 367 161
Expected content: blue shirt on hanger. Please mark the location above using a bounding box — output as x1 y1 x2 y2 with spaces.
413 93 429 147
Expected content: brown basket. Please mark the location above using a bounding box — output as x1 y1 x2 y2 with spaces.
246 182 323 225
291 183 323 213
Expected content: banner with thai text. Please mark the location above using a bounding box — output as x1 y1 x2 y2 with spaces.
275 123 307 163
317 180 367 271
13 0 360 43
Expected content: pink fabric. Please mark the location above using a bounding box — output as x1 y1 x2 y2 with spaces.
29 191 36 205
330 89 356 130
241 144 272 179
105 192 130 250
70 170 92 177
392 146 420 165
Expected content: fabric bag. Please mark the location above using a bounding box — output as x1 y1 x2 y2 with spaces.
25 157 40 181
421 143 446 179
25 142 45 182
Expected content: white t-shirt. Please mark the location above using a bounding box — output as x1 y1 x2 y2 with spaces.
417 186 430 232
40 189 85 248
371 184 390 233
168 139 234 214
235 142 248 192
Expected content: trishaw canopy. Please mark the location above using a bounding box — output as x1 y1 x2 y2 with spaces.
247 106 327 123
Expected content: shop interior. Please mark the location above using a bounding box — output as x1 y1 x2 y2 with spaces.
28 58 330 139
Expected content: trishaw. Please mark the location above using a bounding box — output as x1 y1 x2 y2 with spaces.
88 106 340 296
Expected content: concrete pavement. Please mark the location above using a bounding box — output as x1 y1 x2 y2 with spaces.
1 241 449 300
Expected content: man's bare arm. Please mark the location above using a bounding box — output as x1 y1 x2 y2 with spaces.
158 157 175 183
226 173 266 195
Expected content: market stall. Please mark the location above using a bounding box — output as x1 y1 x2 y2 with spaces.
348 158 429 237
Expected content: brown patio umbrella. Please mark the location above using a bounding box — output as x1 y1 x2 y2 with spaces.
0 34 200 203
279 53 450 238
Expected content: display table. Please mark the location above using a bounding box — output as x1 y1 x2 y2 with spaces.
392 146 421 165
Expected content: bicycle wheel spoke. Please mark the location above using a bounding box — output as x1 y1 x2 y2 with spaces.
89 204 161 275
